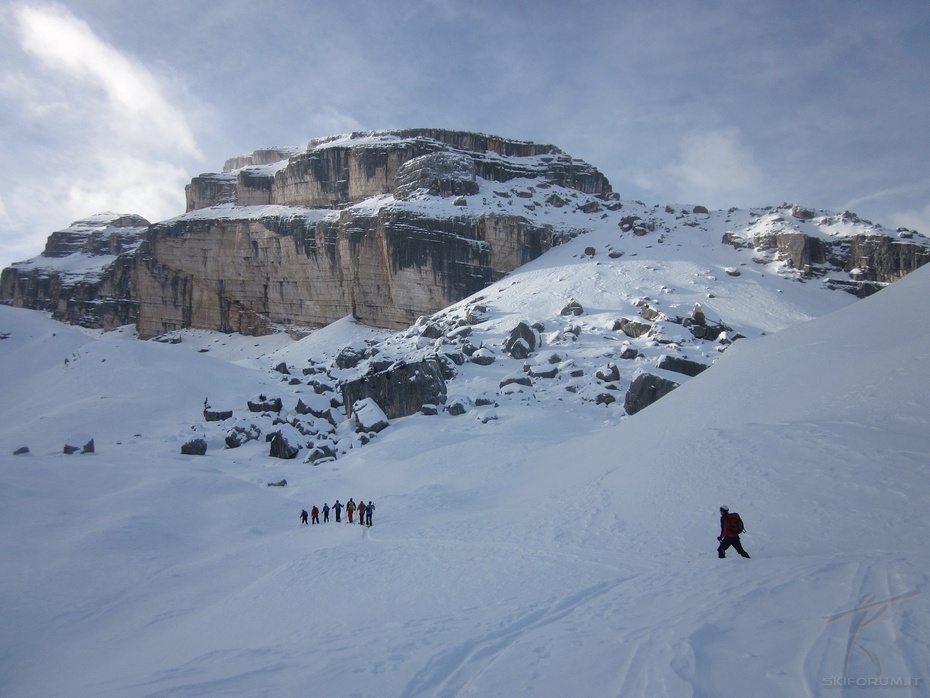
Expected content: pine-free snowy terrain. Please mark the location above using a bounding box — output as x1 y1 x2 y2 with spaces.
1 210 928 697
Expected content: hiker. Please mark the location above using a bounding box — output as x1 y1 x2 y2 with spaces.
300 509 309 525
358 497 366 525
346 499 356 523
322 503 330 523
333 500 343 522
311 505 320 525
717 505 750 558
365 501 375 527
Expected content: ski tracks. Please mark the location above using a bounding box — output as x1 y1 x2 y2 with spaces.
399 580 617 698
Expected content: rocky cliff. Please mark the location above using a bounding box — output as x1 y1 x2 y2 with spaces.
2 129 929 339
0 213 148 330
133 129 614 338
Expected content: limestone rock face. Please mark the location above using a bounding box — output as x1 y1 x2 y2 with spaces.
129 129 607 338
0 213 149 329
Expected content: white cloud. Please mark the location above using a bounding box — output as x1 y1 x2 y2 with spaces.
16 4 199 157
0 3 205 268
666 128 764 207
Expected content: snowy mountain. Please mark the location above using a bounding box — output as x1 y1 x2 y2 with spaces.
1 192 929 696
3 130 928 340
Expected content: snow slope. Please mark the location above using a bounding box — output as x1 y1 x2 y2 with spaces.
1 254 929 694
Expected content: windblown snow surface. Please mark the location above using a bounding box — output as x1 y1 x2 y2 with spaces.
1 212 929 697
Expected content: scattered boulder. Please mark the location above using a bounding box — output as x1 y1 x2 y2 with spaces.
691 303 706 326
334 345 364 369
595 393 617 406
180 437 208 456
595 363 620 382
419 322 444 339
341 359 447 420
351 397 390 434
656 355 709 377
560 299 584 317
446 396 471 416
13 446 29 455
82 439 95 454
203 399 233 422
269 430 300 459
624 373 680 415
503 321 539 359
528 365 559 379
63 444 80 455
619 346 642 360
615 318 652 338
248 394 283 413
305 445 337 464
499 374 533 390
272 362 290 375
225 422 262 448
267 479 288 487
470 347 496 365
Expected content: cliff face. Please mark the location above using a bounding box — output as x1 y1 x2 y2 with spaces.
132 129 610 338
0 213 148 329
4 130 930 339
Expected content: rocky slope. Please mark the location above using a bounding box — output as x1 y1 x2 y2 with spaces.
2 129 929 342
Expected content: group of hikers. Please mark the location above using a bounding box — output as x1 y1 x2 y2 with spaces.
300 498 374 527
298 502 747 553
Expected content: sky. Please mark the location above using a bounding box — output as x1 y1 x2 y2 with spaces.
1 0 929 270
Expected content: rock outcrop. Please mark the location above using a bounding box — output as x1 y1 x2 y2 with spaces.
0 213 149 329
4 139 930 340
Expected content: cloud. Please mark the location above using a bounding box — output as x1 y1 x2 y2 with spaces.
16 4 199 157
665 128 764 207
0 3 205 268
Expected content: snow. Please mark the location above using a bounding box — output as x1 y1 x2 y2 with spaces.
2 225 930 696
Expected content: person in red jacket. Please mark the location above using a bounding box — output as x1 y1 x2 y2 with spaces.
717 505 750 558
311 505 320 525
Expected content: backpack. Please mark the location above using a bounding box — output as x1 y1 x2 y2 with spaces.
730 513 745 535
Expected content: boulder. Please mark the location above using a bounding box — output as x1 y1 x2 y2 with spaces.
180 437 207 456
615 317 652 339
351 397 390 434
656 355 709 377
499 374 533 389
267 479 288 487
225 422 262 448
560 299 584 317
446 397 471 416
470 348 496 365
503 321 539 358
341 359 446 420
269 431 300 459
247 394 283 413
13 446 29 455
624 373 680 415
595 363 620 382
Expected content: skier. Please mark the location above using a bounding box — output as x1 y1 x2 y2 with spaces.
311 505 320 525
322 503 330 523
346 499 356 523
299 509 309 525
717 505 750 558
333 500 343 523
365 501 375 527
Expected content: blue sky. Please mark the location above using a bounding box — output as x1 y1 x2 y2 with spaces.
1 0 929 270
